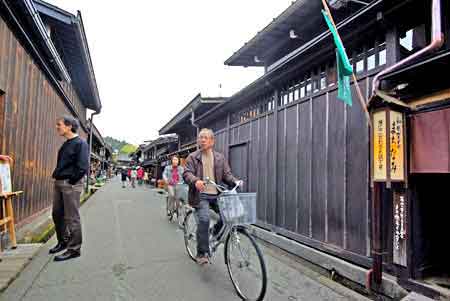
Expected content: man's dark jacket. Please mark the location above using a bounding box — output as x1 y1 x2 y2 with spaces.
52 136 89 185
183 149 237 207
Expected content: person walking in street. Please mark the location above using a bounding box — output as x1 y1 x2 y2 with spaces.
137 166 144 185
143 170 149 185
183 128 241 265
163 156 184 218
121 168 128 188
50 116 89 262
130 167 137 188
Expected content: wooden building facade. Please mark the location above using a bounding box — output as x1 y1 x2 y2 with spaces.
159 93 228 156
0 0 101 225
160 0 449 297
141 136 178 183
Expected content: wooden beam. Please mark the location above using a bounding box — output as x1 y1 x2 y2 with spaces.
410 88 450 109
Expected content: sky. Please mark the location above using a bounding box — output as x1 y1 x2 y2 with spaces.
48 0 295 145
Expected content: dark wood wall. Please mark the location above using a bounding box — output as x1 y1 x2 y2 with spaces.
0 15 87 224
212 79 372 263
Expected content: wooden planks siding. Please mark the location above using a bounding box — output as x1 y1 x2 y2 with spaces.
0 15 88 223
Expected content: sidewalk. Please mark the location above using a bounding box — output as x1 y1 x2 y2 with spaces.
1 178 370 300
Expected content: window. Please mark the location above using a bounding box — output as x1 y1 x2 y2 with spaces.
356 56 364 73
313 79 319 93
378 47 386 66
306 79 312 96
367 48 376 71
327 66 336 86
399 25 427 57
320 73 327 90
289 89 294 103
400 29 414 51
300 82 306 98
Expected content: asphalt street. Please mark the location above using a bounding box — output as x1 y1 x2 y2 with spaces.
1 178 368 301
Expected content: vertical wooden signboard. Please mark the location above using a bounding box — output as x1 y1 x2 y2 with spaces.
373 111 387 181
389 111 405 181
393 191 407 266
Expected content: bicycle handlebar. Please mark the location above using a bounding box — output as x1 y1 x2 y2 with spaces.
204 177 242 193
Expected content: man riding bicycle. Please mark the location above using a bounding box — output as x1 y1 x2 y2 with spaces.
183 128 242 265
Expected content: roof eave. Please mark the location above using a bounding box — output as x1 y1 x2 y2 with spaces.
159 94 228 135
23 0 71 81
33 1 102 113
74 11 101 113
224 0 306 67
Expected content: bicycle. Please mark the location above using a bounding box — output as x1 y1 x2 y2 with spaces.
183 179 267 301
166 183 190 227
175 183 190 229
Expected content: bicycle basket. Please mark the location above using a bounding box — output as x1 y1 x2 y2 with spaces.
218 192 257 225
175 184 189 202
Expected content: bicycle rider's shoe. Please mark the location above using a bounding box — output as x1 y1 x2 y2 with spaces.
196 255 209 265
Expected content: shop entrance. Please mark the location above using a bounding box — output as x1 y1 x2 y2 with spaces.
409 108 450 293
410 174 450 288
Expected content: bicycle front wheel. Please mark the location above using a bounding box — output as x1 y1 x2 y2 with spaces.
177 203 186 229
183 211 198 261
225 227 267 301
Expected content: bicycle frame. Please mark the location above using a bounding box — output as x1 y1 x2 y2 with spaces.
199 178 245 259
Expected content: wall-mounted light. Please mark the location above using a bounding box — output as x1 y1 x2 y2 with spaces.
327 0 369 9
289 29 298 39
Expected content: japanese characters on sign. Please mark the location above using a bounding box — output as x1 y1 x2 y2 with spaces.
372 109 405 182
390 111 405 181
393 192 407 266
373 111 387 181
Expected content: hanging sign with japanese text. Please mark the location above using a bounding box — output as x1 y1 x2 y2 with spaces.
373 111 387 181
390 111 405 181
372 109 406 183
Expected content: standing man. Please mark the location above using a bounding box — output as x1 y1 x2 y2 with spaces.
50 116 89 262
183 128 241 265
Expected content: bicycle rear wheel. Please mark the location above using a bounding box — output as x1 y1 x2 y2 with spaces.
225 227 267 301
183 211 198 261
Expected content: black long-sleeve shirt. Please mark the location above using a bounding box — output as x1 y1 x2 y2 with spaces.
52 136 89 185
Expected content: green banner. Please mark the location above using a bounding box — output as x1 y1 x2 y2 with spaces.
322 10 353 106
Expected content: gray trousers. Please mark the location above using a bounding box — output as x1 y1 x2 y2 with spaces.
195 193 223 256
167 185 179 212
53 180 83 252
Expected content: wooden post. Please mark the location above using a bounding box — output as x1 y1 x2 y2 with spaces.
273 88 280 225
5 196 16 248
